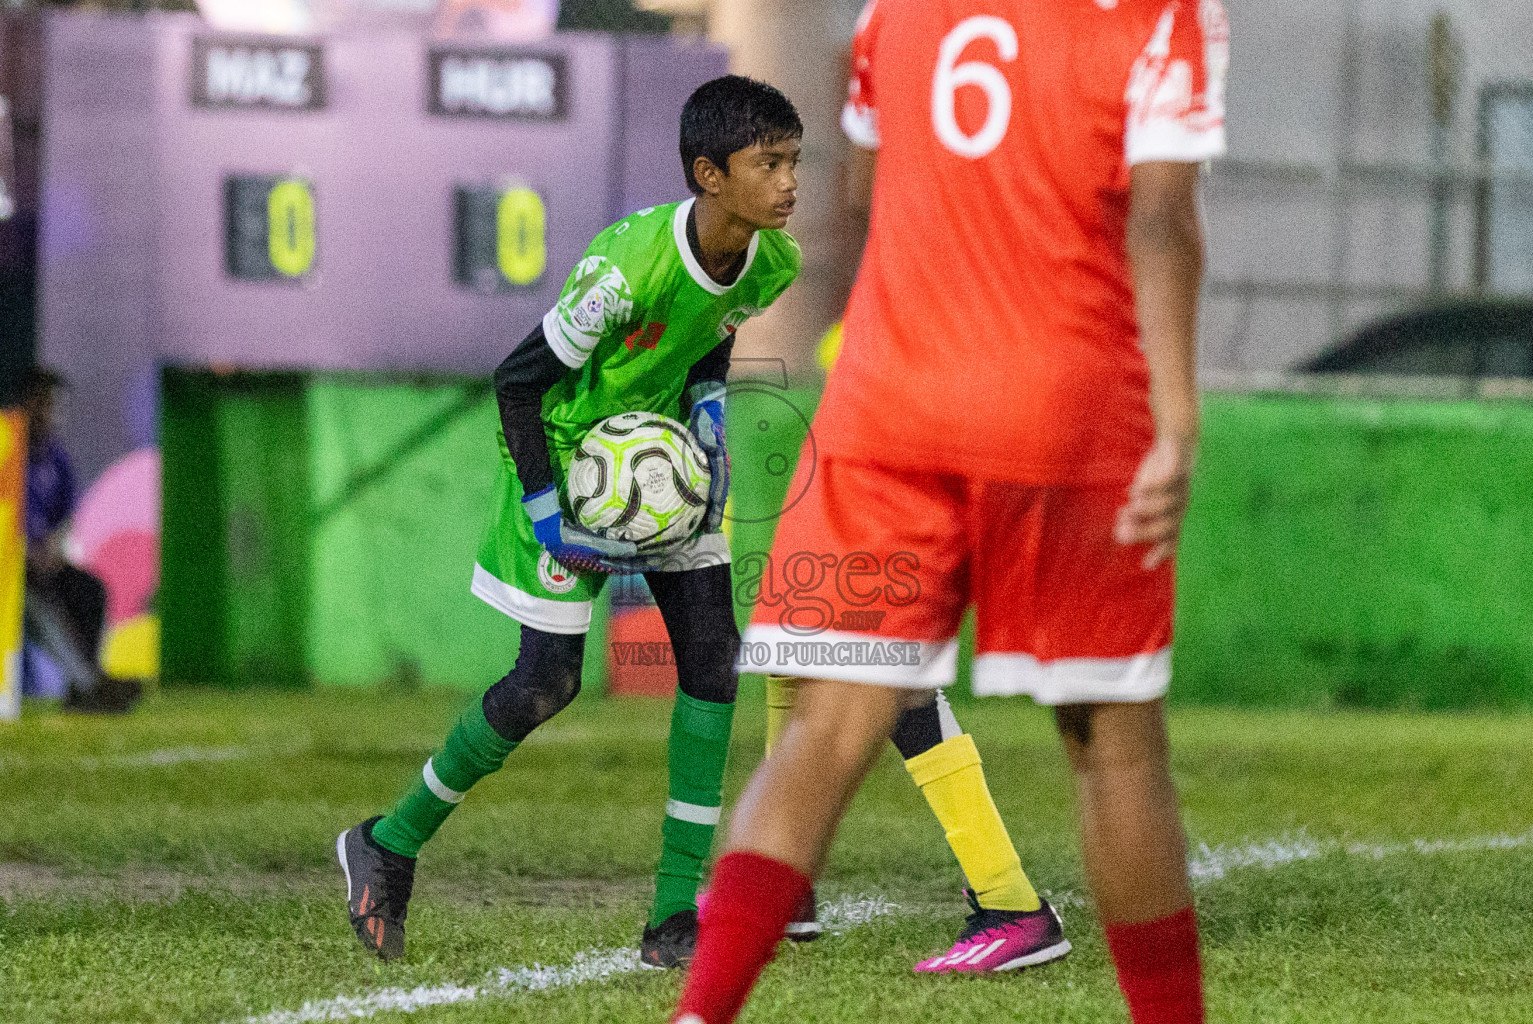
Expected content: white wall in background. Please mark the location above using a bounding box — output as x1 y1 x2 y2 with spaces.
702 0 1533 374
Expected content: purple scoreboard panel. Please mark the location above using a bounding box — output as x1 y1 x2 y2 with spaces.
34 12 727 484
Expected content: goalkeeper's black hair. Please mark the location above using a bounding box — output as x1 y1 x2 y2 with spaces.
680 75 802 196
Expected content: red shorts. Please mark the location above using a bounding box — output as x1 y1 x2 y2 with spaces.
740 450 1174 704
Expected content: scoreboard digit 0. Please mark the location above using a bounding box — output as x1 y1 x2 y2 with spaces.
267 180 317 278
225 175 317 282
455 184 547 292
496 187 547 286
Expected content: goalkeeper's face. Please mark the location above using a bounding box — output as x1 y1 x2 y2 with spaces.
718 137 801 231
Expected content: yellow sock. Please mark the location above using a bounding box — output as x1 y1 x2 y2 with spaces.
905 733 1041 912
764 675 798 756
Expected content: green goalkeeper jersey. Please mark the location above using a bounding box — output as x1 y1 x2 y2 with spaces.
530 197 801 466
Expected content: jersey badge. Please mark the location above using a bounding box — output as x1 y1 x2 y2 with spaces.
538 550 579 594
572 294 605 332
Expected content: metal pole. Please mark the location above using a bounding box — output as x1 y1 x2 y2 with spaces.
1427 11 1462 295
1328 0 1361 340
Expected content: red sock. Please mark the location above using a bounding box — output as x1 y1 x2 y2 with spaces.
672 851 810 1024
1104 907 1205 1024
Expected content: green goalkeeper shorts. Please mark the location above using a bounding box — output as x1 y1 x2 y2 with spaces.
472 459 731 635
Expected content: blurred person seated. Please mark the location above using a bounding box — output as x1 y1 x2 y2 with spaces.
21 367 140 714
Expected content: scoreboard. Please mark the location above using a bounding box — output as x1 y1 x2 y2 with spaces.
224 175 319 281
32 13 727 482
452 184 548 291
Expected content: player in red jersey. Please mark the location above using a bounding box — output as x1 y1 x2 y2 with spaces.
673 0 1228 1022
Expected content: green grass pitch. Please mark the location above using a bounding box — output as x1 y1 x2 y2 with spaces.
2 688 1531 1023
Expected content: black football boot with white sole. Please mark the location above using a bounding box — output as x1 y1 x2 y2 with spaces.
337 815 416 961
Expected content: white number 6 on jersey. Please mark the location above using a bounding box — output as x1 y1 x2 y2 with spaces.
932 16 1018 159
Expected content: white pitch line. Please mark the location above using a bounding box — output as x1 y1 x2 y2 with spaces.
1 747 257 772
79 746 254 769
239 898 900 1024
245 948 650 1024
1188 827 1533 882
818 892 902 931
237 831 1531 1024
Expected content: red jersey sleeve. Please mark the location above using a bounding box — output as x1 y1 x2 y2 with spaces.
840 0 883 150
1124 0 1229 165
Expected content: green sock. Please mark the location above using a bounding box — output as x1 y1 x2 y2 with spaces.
371 699 519 858
650 692 736 926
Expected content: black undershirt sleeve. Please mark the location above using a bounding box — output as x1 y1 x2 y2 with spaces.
492 324 569 498
682 334 734 417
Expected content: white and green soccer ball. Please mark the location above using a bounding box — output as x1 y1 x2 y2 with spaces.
566 411 711 551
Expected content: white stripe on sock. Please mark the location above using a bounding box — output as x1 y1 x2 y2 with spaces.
423 758 465 804
665 799 721 825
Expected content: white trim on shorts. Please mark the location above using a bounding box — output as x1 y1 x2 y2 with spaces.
740 623 959 688
971 648 1172 704
470 563 592 635
469 531 731 636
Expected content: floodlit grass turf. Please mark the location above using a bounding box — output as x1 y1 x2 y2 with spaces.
1 688 1531 1023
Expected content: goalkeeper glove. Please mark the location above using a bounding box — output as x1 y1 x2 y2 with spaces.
687 383 729 534
522 485 649 575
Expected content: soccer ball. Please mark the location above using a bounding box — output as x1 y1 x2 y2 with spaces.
566 411 711 551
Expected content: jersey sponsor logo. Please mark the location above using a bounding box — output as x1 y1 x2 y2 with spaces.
573 294 604 332
718 306 762 340
624 322 666 351
537 549 579 594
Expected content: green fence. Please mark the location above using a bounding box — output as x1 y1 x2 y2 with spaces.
162 372 311 688
163 371 529 690
1177 394 1533 709
161 371 1533 709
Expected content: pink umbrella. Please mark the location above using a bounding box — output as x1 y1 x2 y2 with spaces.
67 449 161 626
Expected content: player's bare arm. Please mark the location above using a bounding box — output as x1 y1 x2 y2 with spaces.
1116 160 1205 570
843 143 875 220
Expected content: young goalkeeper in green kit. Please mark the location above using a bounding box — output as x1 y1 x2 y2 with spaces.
337 75 804 968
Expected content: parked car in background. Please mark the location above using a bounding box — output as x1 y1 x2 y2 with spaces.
1301 300 1533 378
